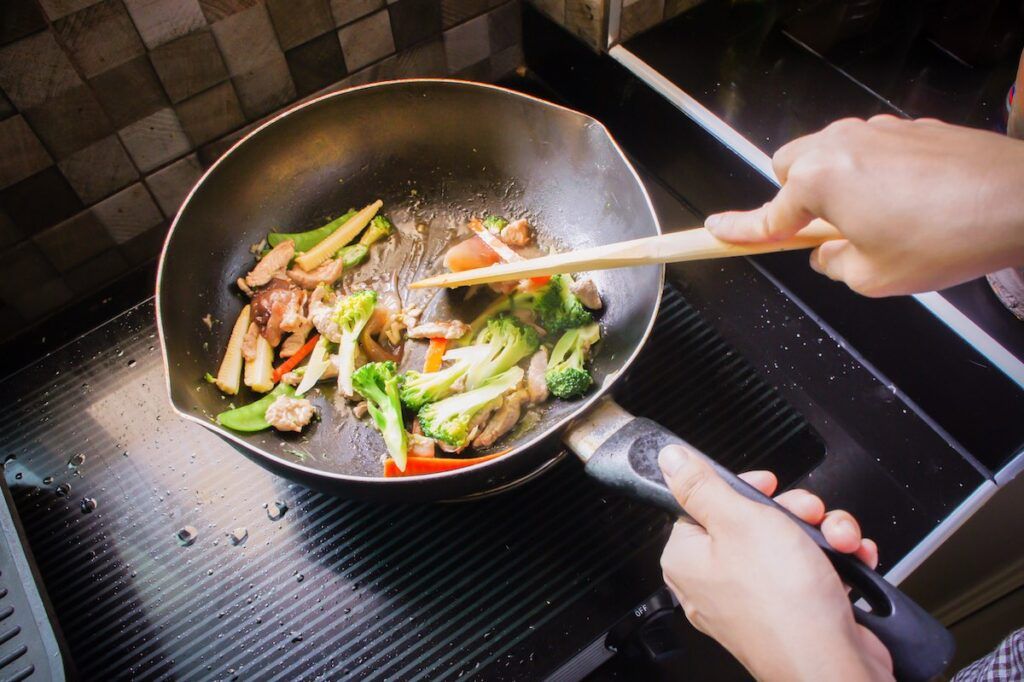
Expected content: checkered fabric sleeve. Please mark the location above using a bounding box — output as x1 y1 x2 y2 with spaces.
953 628 1024 682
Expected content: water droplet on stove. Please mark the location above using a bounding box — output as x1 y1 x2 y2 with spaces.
295 573 304 583
127 359 137 368
67 453 85 469
207 569 214 576
122 450 129 457
43 476 53 485
176 525 198 547
290 631 303 643
266 501 287 521
55 483 71 497
14 472 22 480
228 527 248 546
80 497 97 513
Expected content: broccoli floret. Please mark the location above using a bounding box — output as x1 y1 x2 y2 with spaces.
352 361 409 471
399 348 483 411
545 322 600 399
418 367 524 449
465 315 539 390
524 274 592 334
334 289 378 396
337 243 369 268
481 215 508 233
359 215 394 246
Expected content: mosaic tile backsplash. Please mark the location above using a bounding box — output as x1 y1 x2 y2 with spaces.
0 0 523 343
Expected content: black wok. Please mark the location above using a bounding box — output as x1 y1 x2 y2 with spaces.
158 79 952 680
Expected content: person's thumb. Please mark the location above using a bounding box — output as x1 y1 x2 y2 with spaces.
658 444 746 532
706 182 816 243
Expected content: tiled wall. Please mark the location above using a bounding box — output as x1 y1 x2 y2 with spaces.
619 0 704 43
0 0 523 343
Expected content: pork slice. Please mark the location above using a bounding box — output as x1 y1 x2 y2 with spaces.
288 258 344 289
245 240 294 288
265 395 315 432
407 320 471 340
308 285 341 343
242 322 259 361
526 347 549 404
472 390 527 448
280 321 313 358
408 433 436 457
499 219 532 247
570 276 602 310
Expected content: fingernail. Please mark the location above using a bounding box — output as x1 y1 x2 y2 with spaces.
658 445 688 477
705 214 722 230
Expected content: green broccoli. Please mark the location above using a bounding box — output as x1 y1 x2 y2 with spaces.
481 215 508 233
399 347 486 411
352 361 409 471
545 322 601 399
359 215 394 246
464 315 540 390
337 243 369 269
334 289 378 397
524 273 592 334
418 367 524 449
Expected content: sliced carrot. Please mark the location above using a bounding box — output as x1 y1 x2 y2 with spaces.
444 234 501 272
383 452 506 477
527 275 551 288
423 337 447 373
271 333 320 383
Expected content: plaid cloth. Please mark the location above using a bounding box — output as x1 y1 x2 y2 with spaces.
954 628 1024 682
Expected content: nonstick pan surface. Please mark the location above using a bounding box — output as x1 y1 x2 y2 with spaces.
158 79 662 501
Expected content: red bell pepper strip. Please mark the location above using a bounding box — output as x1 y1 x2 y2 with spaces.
271 334 320 383
383 452 507 477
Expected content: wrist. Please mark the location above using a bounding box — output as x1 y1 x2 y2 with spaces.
739 625 885 682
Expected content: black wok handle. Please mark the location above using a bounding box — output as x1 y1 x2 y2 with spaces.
570 408 954 682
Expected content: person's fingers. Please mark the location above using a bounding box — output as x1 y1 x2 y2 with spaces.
820 510 863 554
707 182 816 243
658 444 752 532
856 538 879 570
810 240 889 296
738 470 778 497
772 132 820 184
774 489 826 525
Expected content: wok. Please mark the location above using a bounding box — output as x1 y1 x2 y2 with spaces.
158 79 952 680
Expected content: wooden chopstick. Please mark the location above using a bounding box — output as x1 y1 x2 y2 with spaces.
409 222 842 289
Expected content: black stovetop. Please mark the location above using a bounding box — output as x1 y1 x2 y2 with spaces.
0 36 1009 680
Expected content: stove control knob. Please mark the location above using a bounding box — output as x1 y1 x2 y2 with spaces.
605 587 686 662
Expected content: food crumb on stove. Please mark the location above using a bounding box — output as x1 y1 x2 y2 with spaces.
228 527 248 546
176 525 199 546
202 314 214 330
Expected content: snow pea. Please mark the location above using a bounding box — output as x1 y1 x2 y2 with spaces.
337 244 369 269
216 384 295 432
267 209 357 252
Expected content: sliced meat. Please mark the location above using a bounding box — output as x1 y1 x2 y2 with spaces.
264 395 315 432
352 401 368 419
288 258 344 289
443 234 500 272
408 433 435 457
526 347 549 404
499 219 531 247
472 390 527 448
245 240 294 288
570 276 603 310
280 370 302 386
308 285 341 343
237 277 254 297
280 321 312 358
242 322 259 361
251 278 303 347
407 320 471 340
280 290 308 334
438 397 501 454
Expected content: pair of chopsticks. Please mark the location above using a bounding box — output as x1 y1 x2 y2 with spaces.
409 222 842 289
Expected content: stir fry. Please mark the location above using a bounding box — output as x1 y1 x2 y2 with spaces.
209 201 604 476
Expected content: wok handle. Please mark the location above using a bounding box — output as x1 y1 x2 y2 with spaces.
566 401 954 682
